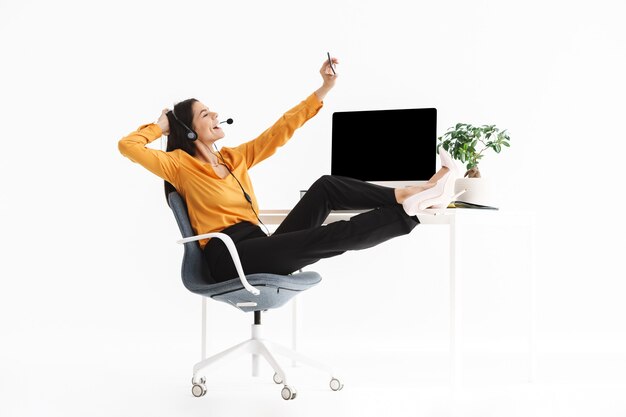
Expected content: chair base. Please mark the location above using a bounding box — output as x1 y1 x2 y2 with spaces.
191 323 343 400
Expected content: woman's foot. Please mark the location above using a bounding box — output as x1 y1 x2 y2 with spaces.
418 149 456 190
395 181 435 204
395 166 449 204
401 166 464 216
401 171 452 215
395 149 459 209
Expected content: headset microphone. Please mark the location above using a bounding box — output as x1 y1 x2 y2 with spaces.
220 118 234 125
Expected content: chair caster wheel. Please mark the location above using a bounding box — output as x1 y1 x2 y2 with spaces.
329 377 343 391
191 375 207 397
281 385 297 400
191 383 207 397
273 372 283 384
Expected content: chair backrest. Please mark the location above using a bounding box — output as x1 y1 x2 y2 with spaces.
167 191 215 291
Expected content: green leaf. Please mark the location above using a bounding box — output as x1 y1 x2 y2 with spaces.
441 122 510 164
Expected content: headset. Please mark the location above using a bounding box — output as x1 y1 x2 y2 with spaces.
169 108 233 141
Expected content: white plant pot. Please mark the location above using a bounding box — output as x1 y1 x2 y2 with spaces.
454 177 496 207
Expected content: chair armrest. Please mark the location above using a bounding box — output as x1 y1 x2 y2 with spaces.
177 232 261 296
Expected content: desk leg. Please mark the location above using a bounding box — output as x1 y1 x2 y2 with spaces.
292 297 298 367
529 214 537 382
450 215 462 386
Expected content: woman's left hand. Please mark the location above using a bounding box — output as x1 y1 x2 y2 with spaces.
315 56 339 101
320 56 339 88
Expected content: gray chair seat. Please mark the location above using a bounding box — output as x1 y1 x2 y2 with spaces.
193 272 321 312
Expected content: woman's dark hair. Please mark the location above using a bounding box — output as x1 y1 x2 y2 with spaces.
164 98 199 201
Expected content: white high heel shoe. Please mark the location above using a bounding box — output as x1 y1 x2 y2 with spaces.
439 148 456 170
402 168 466 216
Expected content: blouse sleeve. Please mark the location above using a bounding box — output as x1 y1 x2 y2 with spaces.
118 123 179 183
232 93 323 168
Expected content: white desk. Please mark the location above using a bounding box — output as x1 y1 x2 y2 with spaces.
259 208 536 386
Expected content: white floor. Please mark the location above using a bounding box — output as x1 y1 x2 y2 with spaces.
2 339 625 417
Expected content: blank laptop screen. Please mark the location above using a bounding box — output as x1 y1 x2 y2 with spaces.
331 108 437 183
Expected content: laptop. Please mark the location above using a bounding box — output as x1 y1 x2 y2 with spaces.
330 108 437 188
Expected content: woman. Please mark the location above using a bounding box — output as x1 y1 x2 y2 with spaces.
118 57 461 283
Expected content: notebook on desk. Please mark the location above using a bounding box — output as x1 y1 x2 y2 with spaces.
330 108 437 188
449 201 499 210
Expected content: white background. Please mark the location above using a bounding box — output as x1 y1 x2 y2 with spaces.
1 0 625 415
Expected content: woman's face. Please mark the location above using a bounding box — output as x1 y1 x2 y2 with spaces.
191 101 225 143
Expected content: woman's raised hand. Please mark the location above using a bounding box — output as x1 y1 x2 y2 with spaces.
320 56 339 87
156 108 170 135
315 56 339 102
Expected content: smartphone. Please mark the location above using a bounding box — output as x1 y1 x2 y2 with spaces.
327 52 336 75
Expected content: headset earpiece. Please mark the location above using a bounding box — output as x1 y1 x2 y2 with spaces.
170 108 198 141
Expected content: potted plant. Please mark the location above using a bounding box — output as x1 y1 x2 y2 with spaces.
437 123 510 206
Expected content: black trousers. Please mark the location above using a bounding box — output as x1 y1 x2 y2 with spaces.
204 175 419 283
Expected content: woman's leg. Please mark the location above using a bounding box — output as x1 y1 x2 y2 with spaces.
209 204 418 281
275 172 448 235
274 175 406 235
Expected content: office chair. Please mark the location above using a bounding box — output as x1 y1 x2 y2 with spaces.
167 191 343 400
